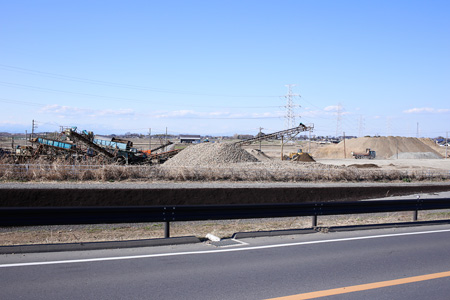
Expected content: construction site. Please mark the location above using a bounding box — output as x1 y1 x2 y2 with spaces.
2 123 450 247
0 123 449 182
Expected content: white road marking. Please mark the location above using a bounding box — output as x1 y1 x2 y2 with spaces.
2 228 450 268
232 238 249 246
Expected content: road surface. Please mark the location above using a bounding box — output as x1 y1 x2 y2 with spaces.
2 224 450 299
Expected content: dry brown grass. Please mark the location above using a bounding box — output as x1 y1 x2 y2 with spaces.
157 165 450 182
1 158 449 182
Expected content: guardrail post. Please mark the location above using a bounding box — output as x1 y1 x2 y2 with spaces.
413 210 418 222
164 221 170 238
312 215 317 227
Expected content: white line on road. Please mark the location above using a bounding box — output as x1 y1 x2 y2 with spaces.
2 228 450 268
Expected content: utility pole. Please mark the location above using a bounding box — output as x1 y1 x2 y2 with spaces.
396 139 399 159
25 130 28 146
259 127 264 151
165 127 168 145
416 122 419 138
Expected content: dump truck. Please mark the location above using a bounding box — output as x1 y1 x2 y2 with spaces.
351 148 376 159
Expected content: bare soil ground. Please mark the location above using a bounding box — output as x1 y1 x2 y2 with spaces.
243 140 450 173
317 158 450 172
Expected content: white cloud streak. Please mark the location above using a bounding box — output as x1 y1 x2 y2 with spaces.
403 107 450 114
39 105 135 118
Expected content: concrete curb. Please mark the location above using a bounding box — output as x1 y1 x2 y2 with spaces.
232 220 450 239
232 228 316 239
323 219 450 232
0 236 201 254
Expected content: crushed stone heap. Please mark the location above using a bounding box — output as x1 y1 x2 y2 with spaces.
163 142 259 167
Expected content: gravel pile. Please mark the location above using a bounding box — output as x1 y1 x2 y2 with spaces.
163 143 259 167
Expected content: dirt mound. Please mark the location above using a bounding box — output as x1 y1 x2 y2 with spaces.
291 153 315 162
420 138 447 156
313 136 443 159
163 143 259 167
250 149 272 161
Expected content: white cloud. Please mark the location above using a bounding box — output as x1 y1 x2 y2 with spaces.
40 104 87 115
39 105 135 118
96 108 134 117
322 105 350 115
301 110 324 117
324 105 339 112
403 107 450 114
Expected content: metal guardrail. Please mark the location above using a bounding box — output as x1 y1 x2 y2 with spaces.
1 198 450 237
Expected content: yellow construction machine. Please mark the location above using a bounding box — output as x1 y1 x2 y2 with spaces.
288 149 303 160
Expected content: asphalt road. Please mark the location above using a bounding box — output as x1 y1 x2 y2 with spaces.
2 225 450 300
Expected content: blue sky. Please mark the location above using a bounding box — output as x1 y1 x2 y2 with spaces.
1 0 449 137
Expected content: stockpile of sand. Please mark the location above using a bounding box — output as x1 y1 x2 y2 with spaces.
419 138 448 157
313 136 443 159
163 143 259 167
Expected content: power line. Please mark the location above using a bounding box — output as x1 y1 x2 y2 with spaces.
0 98 44 107
0 63 280 98
335 103 342 137
0 81 282 109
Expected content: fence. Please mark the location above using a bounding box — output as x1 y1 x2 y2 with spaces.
1 198 450 238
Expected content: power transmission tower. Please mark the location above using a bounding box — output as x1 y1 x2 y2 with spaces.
283 84 300 130
386 117 392 136
358 115 365 137
335 104 342 138
31 119 38 139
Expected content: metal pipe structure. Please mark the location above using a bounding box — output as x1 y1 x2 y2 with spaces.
234 124 314 146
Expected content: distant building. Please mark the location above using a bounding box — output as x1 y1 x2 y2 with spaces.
179 135 201 143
